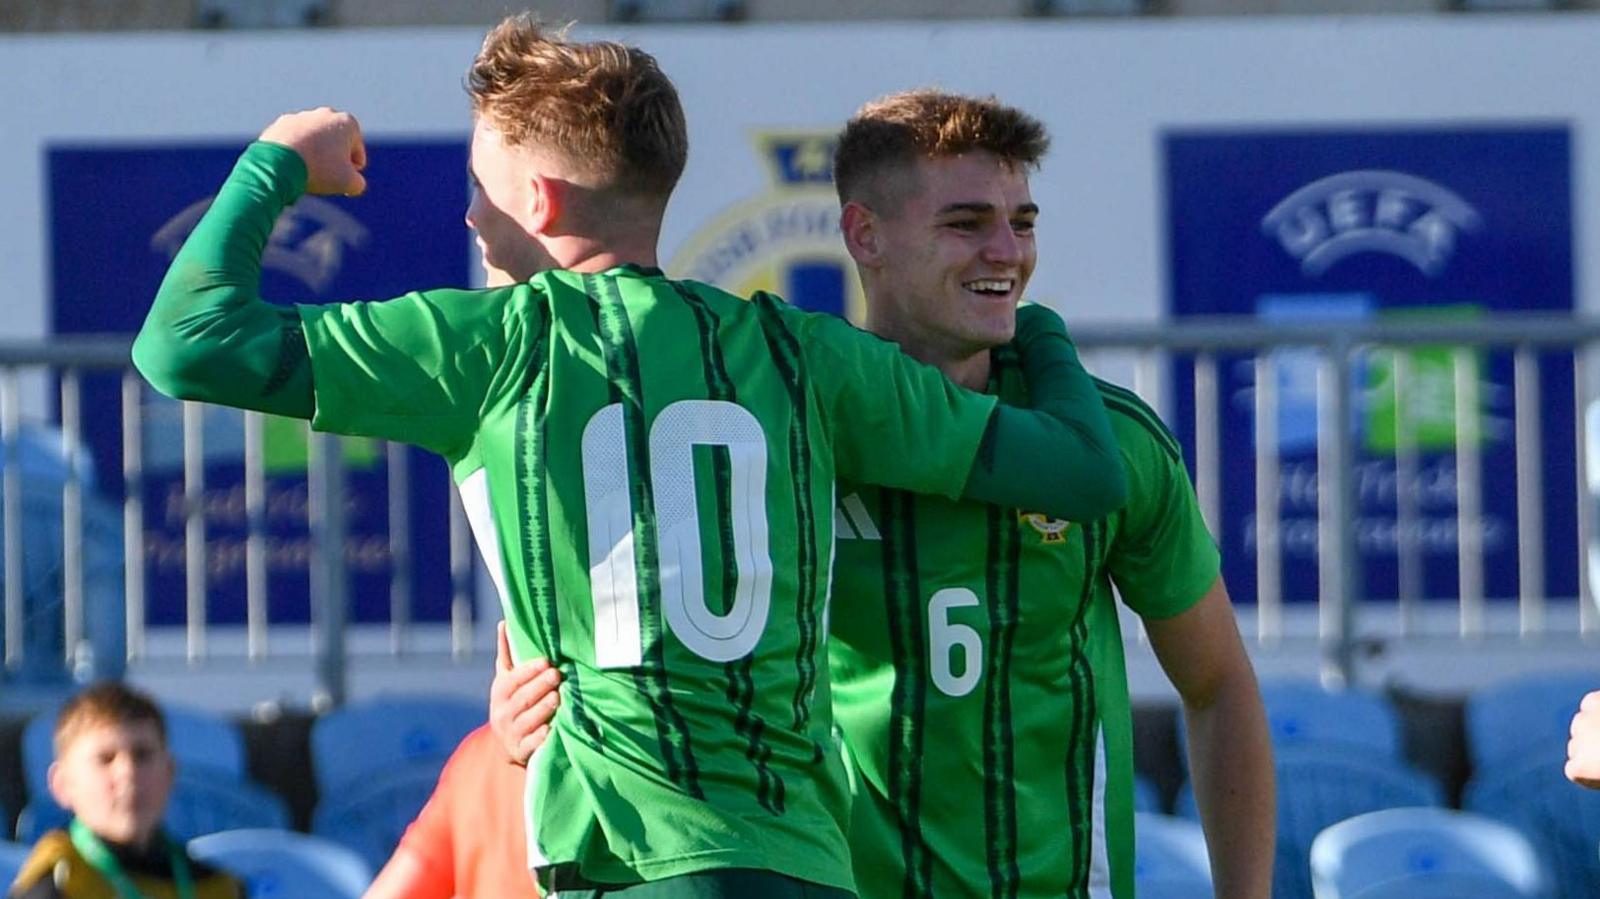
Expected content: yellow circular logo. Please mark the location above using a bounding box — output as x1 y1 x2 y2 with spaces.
668 132 864 323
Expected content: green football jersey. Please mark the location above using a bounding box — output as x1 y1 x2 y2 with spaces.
301 268 1003 890
829 351 1220 899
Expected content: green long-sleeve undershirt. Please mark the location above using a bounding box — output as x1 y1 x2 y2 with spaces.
133 141 1126 521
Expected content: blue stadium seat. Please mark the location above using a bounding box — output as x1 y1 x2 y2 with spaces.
1133 812 1212 899
1174 679 1403 769
13 799 68 844
1177 744 1444 899
1309 807 1550 899
1258 679 1404 758
1464 669 1600 776
189 828 372 899
14 768 290 844
308 694 481 795
0 839 31 892
311 757 447 871
22 700 247 801
1345 874 1545 899
1463 755 1600 899
1134 772 1163 814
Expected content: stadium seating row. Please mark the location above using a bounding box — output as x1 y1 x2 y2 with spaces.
9 693 486 872
0 829 369 898
5 671 1599 897
1143 672 1600 899
0 809 1552 899
1136 806 1553 899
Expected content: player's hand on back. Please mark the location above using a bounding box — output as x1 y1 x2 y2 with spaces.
490 620 563 766
1566 690 1600 789
259 107 368 197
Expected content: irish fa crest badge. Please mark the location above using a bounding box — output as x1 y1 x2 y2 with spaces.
1019 511 1072 544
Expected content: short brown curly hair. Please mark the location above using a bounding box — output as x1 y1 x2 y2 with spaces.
466 13 688 201
833 89 1050 214
54 681 168 757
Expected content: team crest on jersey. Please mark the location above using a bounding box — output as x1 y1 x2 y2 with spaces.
1019 511 1072 544
668 132 865 322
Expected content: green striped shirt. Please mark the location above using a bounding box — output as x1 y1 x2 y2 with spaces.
302 270 1005 890
829 354 1221 899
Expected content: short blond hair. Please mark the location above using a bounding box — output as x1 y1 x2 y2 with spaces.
833 89 1050 214
466 13 688 201
54 681 167 758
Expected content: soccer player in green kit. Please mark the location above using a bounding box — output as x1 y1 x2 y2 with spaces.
825 90 1276 899
131 16 1130 899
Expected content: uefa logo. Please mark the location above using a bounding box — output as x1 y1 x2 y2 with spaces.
152 194 369 293
1261 170 1481 279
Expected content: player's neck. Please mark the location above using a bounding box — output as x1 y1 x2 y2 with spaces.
866 313 993 391
939 351 992 392
552 236 660 274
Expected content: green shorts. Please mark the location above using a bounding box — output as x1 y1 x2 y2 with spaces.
551 869 854 899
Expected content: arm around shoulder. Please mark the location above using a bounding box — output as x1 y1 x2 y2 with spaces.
960 303 1126 519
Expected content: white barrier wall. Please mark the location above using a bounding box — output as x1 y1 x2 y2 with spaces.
3 13 1600 338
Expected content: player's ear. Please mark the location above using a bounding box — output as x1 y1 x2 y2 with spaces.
527 172 562 236
840 201 882 267
46 760 71 809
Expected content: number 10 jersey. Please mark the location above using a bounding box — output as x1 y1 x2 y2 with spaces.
300 265 999 891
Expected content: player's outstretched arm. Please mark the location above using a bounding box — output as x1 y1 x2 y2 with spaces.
1146 577 1274 899
804 298 1125 522
1567 690 1600 789
490 621 563 765
960 302 1127 519
133 108 366 419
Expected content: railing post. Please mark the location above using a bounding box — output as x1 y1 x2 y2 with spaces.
2 370 22 674
1586 399 1600 629
1253 354 1282 644
1318 336 1360 688
309 430 349 709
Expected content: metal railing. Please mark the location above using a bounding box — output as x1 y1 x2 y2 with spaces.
1 315 1596 701
1075 314 1600 684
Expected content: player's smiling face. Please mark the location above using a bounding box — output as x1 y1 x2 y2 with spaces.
466 120 547 285
870 151 1037 358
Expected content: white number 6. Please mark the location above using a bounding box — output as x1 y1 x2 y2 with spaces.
929 588 982 697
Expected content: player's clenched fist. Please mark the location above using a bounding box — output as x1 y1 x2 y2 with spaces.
1566 690 1600 789
259 107 368 197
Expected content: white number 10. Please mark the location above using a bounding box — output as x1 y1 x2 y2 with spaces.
582 399 773 668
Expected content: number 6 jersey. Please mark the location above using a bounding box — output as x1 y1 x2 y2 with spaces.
829 354 1222 899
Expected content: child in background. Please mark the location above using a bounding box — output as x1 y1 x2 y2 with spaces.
7 682 241 899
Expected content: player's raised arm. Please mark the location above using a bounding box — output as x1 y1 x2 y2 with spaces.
135 109 522 460
799 299 1125 521
132 108 367 419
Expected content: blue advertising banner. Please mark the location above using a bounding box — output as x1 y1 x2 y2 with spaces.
50 141 470 626
1164 125 1576 605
